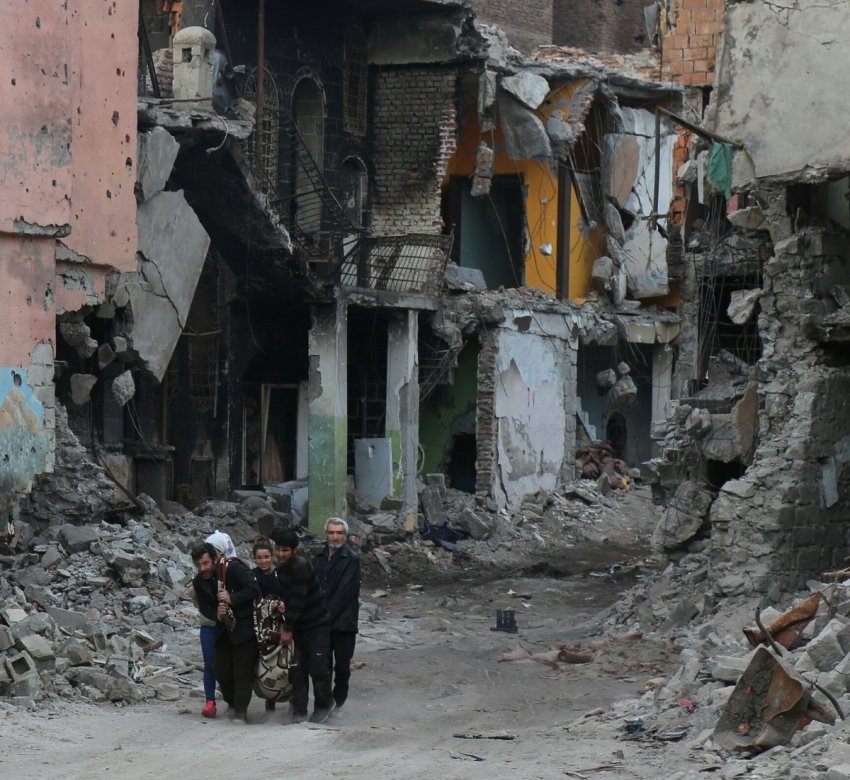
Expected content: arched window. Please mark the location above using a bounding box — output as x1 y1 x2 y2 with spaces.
243 66 280 195
343 27 368 136
339 157 368 228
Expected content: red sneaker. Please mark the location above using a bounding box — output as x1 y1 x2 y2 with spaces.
201 700 217 718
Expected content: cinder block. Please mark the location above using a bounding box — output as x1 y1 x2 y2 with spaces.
0 625 13 652
5 650 37 682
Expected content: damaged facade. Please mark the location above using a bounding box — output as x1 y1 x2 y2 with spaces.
4 0 699 538
648 0 850 595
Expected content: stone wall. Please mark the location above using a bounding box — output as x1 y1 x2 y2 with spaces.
708 229 850 596
371 67 458 236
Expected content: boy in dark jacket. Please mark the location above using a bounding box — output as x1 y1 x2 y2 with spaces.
314 517 360 711
191 542 260 724
271 528 333 724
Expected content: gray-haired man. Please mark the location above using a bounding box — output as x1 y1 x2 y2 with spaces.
314 517 361 710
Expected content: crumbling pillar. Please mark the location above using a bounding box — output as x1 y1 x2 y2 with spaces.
652 344 674 431
385 310 419 514
307 300 348 534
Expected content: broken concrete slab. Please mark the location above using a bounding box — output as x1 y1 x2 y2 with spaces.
420 486 448 527
59 524 99 553
444 265 486 290
111 370 136 407
498 93 552 161
501 72 549 110
596 368 617 388
112 336 128 354
137 126 180 202
16 634 55 670
591 256 614 294
609 375 637 406
806 619 850 671
727 289 761 325
129 189 211 380
455 508 493 540
653 482 714 550
46 606 92 635
69 374 97 406
727 206 765 231
0 625 13 652
59 321 98 358
40 545 64 569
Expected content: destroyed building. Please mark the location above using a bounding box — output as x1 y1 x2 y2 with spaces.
3 0 709 539
649 0 850 596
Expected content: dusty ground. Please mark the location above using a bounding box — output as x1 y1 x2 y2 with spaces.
0 487 696 780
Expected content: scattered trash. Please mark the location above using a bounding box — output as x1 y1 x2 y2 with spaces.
491 608 518 634
624 716 645 735
449 750 486 761
679 698 695 714
453 731 516 740
742 592 820 649
713 647 836 753
497 644 531 663
653 727 689 741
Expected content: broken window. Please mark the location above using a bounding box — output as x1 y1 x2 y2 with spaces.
339 156 368 228
343 27 368 137
444 174 525 288
243 66 280 195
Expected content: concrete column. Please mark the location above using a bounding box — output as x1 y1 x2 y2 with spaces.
307 300 348 534
385 310 419 514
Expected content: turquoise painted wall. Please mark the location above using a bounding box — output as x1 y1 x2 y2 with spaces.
0 367 50 509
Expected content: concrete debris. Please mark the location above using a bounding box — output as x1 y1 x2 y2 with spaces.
498 92 552 161
591 256 615 295
652 482 714 551
69 374 97 406
96 343 116 370
444 264 486 291
609 374 637 406
727 288 760 325
727 206 765 231
137 127 180 202
59 321 98 359
470 142 494 197
111 370 136 408
112 336 128 355
596 368 617 388
500 72 549 110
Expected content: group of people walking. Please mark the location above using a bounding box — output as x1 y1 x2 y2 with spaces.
189 518 361 725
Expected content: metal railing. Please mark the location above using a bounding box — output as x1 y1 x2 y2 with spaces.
340 233 453 296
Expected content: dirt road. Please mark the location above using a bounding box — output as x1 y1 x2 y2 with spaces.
1 487 691 779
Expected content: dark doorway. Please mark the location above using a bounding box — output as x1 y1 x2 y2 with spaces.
606 413 627 459
706 458 746 490
447 433 476 493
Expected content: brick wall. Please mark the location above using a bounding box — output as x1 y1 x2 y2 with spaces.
471 0 553 53
475 331 498 499
553 0 650 54
371 67 458 236
669 129 692 225
661 0 726 86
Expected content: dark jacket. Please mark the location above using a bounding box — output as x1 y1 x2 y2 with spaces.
315 544 360 634
276 555 328 633
252 567 286 601
194 558 260 646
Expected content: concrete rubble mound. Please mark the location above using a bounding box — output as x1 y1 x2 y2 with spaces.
582 551 850 780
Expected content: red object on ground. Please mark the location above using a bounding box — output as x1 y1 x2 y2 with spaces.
201 700 217 718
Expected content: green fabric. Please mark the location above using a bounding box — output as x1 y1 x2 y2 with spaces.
707 142 733 199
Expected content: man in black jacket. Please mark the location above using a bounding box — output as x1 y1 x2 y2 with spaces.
314 517 360 711
191 542 260 724
271 528 333 724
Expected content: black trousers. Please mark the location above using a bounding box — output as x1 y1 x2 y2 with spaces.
291 626 332 715
213 635 258 717
329 631 357 707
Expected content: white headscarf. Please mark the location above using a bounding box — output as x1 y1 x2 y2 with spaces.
205 530 236 559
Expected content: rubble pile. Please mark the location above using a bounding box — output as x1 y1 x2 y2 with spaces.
592 566 850 779
0 493 290 711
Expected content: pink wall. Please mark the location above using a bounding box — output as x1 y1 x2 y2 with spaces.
0 236 55 365
0 0 72 232
58 0 139 309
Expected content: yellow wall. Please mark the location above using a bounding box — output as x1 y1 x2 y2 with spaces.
446 81 606 301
